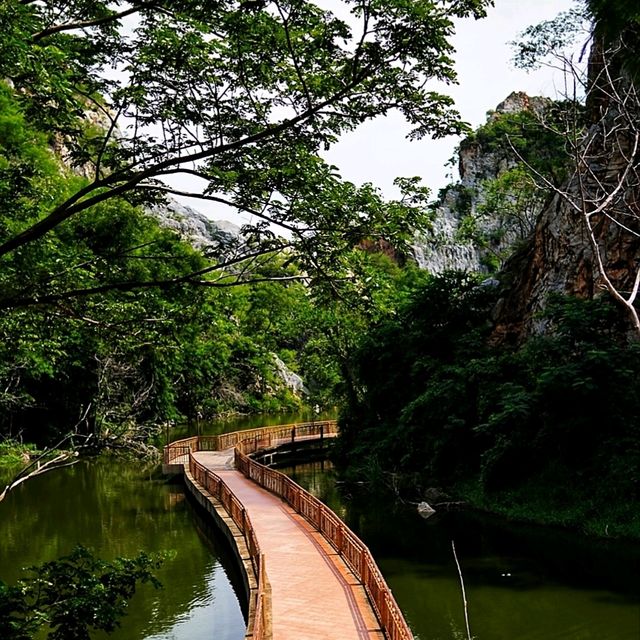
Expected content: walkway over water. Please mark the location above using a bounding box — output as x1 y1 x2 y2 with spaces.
163 422 413 640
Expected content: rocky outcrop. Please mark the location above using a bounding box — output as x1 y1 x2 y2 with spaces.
412 92 550 274
147 199 243 258
493 42 640 342
272 354 308 397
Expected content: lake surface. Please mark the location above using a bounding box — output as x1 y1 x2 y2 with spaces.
2 412 638 640
0 457 246 640
280 461 640 640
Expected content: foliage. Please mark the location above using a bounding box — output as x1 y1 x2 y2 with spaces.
0 546 163 639
0 440 37 468
0 83 319 444
434 98 584 272
511 5 589 72
460 103 577 185
585 0 640 82
0 0 495 446
0 0 493 288
338 276 640 535
337 271 496 478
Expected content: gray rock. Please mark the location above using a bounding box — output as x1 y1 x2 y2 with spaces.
417 501 436 518
272 354 308 397
411 92 549 274
147 198 242 258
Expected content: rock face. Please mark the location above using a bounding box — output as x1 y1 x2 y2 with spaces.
493 44 640 342
412 92 550 274
148 198 242 258
272 355 308 397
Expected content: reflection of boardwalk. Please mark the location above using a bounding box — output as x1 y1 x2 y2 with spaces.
194 449 385 640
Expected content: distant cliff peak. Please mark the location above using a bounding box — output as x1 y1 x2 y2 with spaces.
148 199 242 258
412 92 551 275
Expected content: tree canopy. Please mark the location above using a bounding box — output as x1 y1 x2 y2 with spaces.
0 0 492 305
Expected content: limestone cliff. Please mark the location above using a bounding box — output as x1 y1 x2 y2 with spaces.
147 199 243 259
412 92 550 274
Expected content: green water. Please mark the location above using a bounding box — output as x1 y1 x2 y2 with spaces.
0 457 246 640
3 412 638 640
281 462 640 640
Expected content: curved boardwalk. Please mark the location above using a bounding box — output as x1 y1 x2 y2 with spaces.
164 422 413 640
196 449 384 640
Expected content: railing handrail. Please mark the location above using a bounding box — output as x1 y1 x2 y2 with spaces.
187 452 272 639
163 419 413 640
232 425 413 640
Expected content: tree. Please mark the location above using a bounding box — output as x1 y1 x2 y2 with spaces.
0 546 163 640
0 0 492 308
494 0 640 340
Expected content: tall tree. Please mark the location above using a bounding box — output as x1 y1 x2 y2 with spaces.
0 0 492 308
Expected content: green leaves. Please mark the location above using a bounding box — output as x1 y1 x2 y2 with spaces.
0 546 163 640
339 278 640 508
0 0 495 264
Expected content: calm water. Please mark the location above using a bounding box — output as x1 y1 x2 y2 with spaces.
280 461 640 640
3 411 638 640
0 411 330 640
0 457 246 640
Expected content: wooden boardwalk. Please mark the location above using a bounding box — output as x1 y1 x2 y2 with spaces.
163 422 413 640
195 449 384 640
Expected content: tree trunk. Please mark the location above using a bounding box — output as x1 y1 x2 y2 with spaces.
493 36 640 342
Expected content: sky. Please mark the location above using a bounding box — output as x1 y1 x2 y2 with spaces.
171 0 579 224
322 0 578 199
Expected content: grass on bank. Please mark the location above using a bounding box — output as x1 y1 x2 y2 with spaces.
0 439 38 468
456 475 640 540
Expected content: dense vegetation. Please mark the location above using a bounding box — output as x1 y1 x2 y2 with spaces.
337 274 640 536
2 0 496 454
0 0 637 550
337 0 640 538
0 76 325 450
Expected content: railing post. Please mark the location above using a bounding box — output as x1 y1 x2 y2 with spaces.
362 554 368 589
291 426 296 443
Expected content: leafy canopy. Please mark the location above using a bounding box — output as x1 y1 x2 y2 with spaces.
0 546 163 640
0 0 493 291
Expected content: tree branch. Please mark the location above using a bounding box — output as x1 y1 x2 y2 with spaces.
32 2 158 42
0 74 365 260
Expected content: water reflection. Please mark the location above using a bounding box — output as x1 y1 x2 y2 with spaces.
0 458 246 640
280 462 640 640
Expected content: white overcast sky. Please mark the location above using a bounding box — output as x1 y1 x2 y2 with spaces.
172 0 579 223
322 0 578 200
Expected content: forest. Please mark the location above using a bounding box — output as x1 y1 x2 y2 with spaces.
0 0 638 527
1 0 640 636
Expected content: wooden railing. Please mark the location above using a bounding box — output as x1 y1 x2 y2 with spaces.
163 419 413 640
163 435 218 464
163 422 336 464
188 454 271 639
233 428 413 640
218 420 338 451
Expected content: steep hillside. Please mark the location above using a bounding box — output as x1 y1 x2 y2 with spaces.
413 92 558 274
